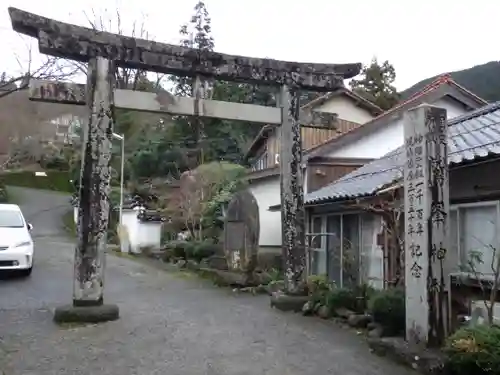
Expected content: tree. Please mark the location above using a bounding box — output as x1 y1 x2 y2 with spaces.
0 34 80 170
168 161 246 240
349 57 400 111
460 246 500 325
352 191 404 288
168 1 215 169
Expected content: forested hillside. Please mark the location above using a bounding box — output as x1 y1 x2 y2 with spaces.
400 61 500 102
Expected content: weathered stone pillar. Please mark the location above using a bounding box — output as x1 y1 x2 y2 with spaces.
54 57 119 323
404 104 449 346
278 84 306 295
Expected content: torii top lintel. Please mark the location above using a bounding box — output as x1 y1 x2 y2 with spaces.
9 7 361 92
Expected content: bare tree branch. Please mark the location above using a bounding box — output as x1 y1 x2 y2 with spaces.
66 8 167 91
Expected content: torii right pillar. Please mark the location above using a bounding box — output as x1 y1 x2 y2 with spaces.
404 104 449 347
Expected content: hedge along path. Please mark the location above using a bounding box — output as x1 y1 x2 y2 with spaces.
0 170 73 192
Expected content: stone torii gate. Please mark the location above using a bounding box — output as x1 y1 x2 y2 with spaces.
9 7 361 322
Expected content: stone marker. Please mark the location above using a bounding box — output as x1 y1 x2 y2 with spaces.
403 104 449 347
224 189 260 278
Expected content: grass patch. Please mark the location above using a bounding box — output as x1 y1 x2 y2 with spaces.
57 321 93 330
0 170 73 192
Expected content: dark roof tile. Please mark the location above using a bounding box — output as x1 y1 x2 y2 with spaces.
305 101 500 204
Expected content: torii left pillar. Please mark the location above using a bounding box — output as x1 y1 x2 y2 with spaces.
53 57 119 323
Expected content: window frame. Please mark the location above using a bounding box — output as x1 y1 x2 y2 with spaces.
251 145 268 171
308 212 364 287
450 200 500 275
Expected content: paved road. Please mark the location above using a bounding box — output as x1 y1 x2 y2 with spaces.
0 187 414 375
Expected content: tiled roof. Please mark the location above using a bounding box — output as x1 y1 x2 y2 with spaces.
305 75 488 160
305 101 500 204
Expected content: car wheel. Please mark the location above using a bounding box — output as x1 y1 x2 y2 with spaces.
20 267 32 277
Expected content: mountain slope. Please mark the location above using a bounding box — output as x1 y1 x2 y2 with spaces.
400 61 500 102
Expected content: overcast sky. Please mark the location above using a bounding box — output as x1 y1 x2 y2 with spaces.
1 0 499 91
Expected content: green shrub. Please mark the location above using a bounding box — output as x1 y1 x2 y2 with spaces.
326 287 358 312
307 275 333 305
161 247 175 263
162 240 220 263
353 283 377 312
0 170 73 192
191 241 220 262
164 241 193 260
444 324 500 375
0 183 8 203
368 288 405 335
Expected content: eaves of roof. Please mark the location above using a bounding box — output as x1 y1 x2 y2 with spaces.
304 75 489 161
304 101 500 205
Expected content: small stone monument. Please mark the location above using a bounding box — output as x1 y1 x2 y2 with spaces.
223 189 260 277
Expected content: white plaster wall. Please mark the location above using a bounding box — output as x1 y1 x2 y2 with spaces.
316 95 374 124
137 222 162 250
326 96 470 159
249 177 282 247
361 215 384 289
122 209 139 253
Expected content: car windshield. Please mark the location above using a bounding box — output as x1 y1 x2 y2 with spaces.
0 211 25 228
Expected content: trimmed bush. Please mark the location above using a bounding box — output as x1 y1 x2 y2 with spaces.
326 287 358 312
307 274 333 304
0 170 73 192
368 288 405 335
163 241 193 260
444 324 500 375
190 241 220 262
352 283 377 313
163 240 220 263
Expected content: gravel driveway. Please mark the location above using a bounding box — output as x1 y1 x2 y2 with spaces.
0 187 414 375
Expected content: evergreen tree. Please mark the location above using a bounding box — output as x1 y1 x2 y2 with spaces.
171 1 214 97
349 57 400 111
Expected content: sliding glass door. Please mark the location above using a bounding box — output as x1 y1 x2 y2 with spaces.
326 215 342 286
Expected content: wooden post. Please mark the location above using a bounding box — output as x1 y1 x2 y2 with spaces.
404 104 449 346
279 85 306 295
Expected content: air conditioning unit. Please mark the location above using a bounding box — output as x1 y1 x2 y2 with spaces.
275 153 280 165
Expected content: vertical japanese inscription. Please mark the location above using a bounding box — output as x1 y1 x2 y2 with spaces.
404 105 448 347
406 133 425 279
425 106 449 345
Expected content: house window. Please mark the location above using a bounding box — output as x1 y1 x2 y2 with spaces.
451 201 500 276
251 148 268 171
310 216 327 275
309 213 362 288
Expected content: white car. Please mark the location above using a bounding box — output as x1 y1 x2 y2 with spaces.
0 204 34 276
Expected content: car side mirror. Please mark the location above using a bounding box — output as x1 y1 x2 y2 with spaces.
27 223 33 231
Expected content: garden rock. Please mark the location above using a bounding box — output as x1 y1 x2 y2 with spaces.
367 336 447 375
317 305 332 319
367 325 384 338
206 255 229 270
302 301 314 316
175 260 187 268
335 307 355 320
186 260 200 270
270 291 309 313
347 313 372 328
314 303 322 313
267 280 284 295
